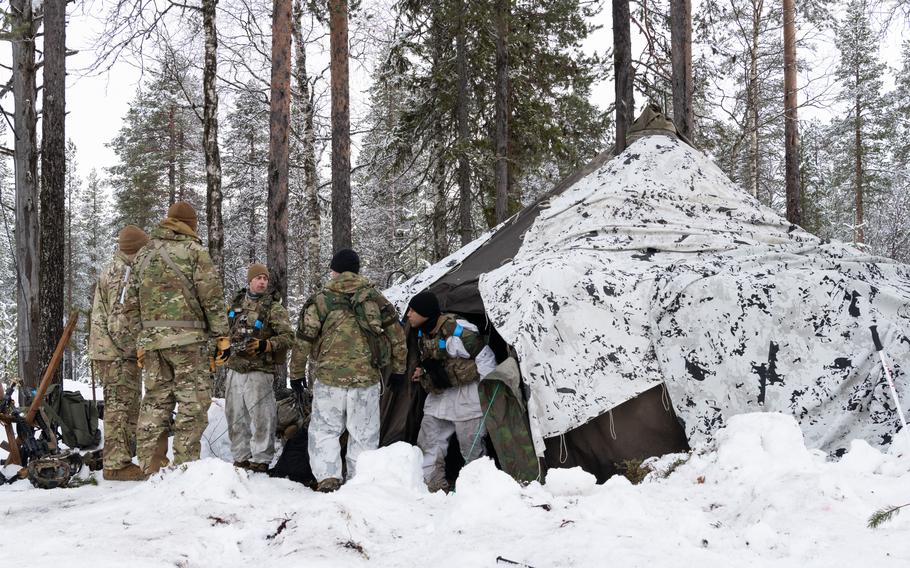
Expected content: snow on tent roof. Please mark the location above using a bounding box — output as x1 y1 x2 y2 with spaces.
390 132 910 456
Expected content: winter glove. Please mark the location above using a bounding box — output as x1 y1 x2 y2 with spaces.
387 373 406 391
244 338 272 356
421 359 452 390
214 336 231 366
137 348 145 369
290 378 307 396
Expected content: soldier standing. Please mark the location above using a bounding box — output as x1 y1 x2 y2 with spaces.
223 263 294 472
90 225 149 481
112 201 229 476
290 249 407 492
406 291 497 492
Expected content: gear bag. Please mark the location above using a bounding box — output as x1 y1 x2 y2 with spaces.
42 384 102 449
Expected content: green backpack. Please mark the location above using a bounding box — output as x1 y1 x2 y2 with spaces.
42 384 102 449
307 286 396 376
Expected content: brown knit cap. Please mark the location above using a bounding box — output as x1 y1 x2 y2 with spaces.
118 225 149 255
247 263 269 283
167 201 197 231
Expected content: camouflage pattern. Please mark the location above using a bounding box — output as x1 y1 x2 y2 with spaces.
417 414 485 487
224 369 277 465
95 359 141 469
308 380 380 481
479 379 540 483
136 344 212 470
417 313 484 394
290 272 406 388
90 251 136 360
111 218 228 352
226 290 294 374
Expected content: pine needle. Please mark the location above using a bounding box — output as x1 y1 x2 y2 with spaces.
867 503 909 529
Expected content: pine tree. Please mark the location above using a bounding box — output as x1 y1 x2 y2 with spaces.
832 0 889 245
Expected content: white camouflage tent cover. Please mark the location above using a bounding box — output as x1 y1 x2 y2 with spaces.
389 134 910 456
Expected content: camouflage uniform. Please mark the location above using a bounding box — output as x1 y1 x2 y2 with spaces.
112 218 228 472
224 289 294 466
89 251 141 471
290 272 406 481
415 314 496 488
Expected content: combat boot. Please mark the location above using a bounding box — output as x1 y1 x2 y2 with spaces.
316 477 342 493
144 431 171 476
103 464 146 481
233 460 251 469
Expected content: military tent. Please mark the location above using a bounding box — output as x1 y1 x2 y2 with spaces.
380 109 910 483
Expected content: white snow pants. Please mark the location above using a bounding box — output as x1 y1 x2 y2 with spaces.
308 380 380 482
417 414 486 487
225 369 277 465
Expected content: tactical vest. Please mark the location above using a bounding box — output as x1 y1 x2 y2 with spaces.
304 286 395 375
417 314 481 393
228 288 288 365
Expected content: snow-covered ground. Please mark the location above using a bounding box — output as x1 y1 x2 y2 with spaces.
2 404 908 567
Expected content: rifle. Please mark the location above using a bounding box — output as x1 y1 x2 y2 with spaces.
0 312 87 488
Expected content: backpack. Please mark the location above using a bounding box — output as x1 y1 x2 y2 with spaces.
42 384 102 449
307 286 396 376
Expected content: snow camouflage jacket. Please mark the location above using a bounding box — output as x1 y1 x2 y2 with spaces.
226 289 295 374
111 218 229 352
290 272 407 388
417 313 484 394
89 251 137 361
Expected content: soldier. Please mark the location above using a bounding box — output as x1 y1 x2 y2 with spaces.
112 201 229 477
290 249 407 492
406 291 497 492
89 225 149 481
223 263 294 472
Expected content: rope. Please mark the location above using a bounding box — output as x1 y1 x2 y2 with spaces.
609 410 617 440
661 382 671 412
468 382 500 459
558 433 568 464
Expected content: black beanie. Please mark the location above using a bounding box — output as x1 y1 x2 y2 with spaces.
408 291 441 325
330 248 360 274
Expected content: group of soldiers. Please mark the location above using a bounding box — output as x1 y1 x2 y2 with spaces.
90 201 495 492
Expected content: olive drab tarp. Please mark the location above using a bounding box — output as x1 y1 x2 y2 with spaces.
478 358 539 483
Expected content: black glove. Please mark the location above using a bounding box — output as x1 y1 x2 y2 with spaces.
421 359 452 390
387 373 406 391
290 378 307 396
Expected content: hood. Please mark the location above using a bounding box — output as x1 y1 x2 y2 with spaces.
325 272 372 295
152 217 200 242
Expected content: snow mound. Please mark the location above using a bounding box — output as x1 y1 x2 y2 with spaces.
544 466 598 496
713 413 814 474
348 442 427 493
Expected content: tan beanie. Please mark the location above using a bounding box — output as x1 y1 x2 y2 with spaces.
167 201 198 231
118 225 149 255
247 263 269 283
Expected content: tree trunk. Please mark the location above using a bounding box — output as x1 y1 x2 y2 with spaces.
493 0 511 224
329 0 352 251
65 144 75 385
748 0 761 199
432 120 448 262
268 0 292 302
293 0 321 296
40 0 67 389
613 0 633 154
247 131 257 264
202 0 224 279
854 93 864 244
178 128 187 201
783 0 801 226
168 104 177 206
456 1 472 246
670 0 693 141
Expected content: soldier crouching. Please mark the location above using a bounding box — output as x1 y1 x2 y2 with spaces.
221 263 294 472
